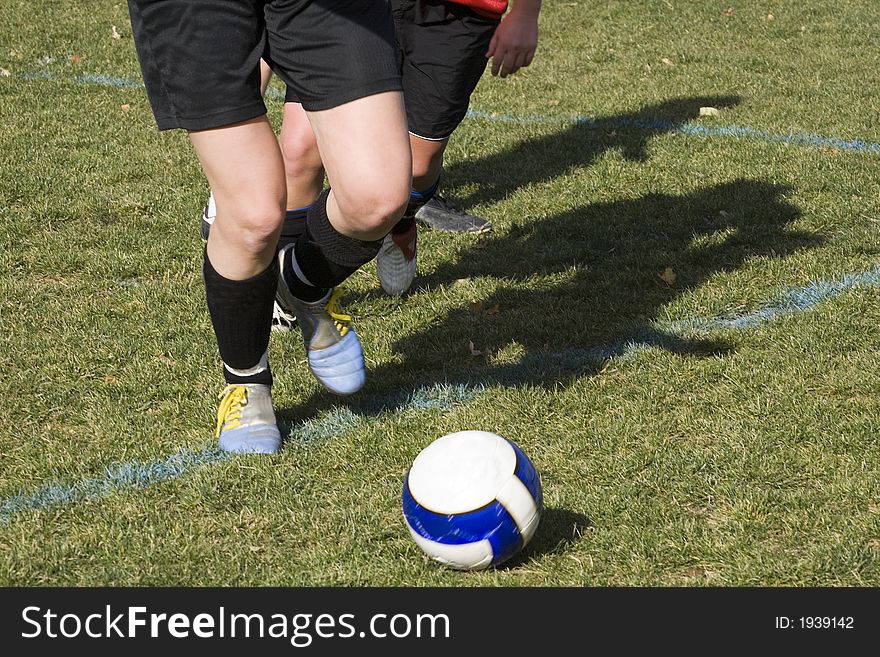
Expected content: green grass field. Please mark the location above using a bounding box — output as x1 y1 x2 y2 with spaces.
1 1 879 586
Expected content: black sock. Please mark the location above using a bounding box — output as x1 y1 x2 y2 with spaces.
286 188 383 298
282 246 328 302
202 250 277 385
278 205 310 251
393 178 439 234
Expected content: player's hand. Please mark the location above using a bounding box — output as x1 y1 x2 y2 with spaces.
486 7 539 78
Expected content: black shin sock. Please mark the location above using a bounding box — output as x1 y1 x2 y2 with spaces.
392 178 439 234
203 250 277 385
278 205 309 251
285 188 383 299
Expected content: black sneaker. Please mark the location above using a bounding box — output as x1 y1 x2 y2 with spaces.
415 194 492 233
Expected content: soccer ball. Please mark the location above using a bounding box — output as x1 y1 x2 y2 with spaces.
401 430 543 570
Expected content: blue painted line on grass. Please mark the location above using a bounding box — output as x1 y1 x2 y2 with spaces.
0 447 229 525
4 71 880 521
0 383 480 524
290 382 482 445
668 266 880 333
75 73 145 89
10 69 880 155
465 108 880 154
0 266 877 524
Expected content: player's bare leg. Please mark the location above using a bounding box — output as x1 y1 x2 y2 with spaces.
189 116 286 453
275 90 411 394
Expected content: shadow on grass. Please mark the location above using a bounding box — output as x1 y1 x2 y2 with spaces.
281 177 822 417
446 94 743 209
500 507 593 570
276 96 824 424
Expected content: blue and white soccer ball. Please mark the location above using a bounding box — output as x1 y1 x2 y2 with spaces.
402 430 543 570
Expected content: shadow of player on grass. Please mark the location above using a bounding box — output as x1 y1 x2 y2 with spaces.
273 93 824 421
440 94 743 210
270 91 824 561
278 177 822 427
376 178 818 393
272 175 821 569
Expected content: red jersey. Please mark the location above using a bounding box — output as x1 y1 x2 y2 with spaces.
446 0 509 20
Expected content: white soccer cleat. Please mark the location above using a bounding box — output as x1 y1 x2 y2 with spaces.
376 220 417 296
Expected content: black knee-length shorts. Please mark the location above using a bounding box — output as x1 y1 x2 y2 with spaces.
128 0 404 130
283 0 500 140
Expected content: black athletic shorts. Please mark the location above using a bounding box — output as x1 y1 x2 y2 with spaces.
128 0 403 131
284 0 500 140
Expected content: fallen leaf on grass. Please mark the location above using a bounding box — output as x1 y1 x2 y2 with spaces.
0 68 9 77
468 341 483 356
70 54 82 64
470 301 500 315
661 57 674 67
121 103 131 112
699 106 722 117
658 267 677 286
111 25 122 40
721 7 734 17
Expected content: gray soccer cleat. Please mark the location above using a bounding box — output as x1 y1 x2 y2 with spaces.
271 297 298 333
200 192 215 241
215 383 281 454
415 194 492 233
276 245 366 395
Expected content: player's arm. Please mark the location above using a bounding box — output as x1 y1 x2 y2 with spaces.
486 0 542 78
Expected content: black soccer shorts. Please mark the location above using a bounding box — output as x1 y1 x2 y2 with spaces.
128 0 403 131
283 0 500 140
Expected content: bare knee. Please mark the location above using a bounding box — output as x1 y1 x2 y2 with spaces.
280 116 325 207
217 197 285 253
280 128 323 181
333 184 410 238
